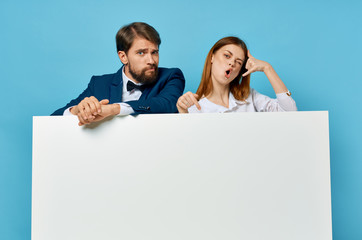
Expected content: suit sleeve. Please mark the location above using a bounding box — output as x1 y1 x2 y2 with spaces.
125 68 185 114
50 77 96 116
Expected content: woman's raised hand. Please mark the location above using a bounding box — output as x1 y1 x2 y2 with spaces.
242 51 271 77
176 91 201 113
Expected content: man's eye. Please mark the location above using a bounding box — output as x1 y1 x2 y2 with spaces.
152 51 159 55
137 52 144 55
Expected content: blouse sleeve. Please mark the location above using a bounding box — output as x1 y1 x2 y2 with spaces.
252 89 297 112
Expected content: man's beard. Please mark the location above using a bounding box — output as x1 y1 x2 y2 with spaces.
128 62 158 86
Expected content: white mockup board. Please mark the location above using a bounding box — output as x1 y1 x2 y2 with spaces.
32 112 331 240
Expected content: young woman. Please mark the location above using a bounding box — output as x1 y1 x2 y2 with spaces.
176 37 297 113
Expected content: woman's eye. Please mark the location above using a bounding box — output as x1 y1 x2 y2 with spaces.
224 54 230 58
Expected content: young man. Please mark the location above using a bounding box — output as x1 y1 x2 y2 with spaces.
51 22 185 126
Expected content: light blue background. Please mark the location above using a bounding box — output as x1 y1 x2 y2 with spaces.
1 0 361 239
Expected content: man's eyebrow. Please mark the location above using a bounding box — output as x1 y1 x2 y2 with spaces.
135 48 159 52
136 48 148 52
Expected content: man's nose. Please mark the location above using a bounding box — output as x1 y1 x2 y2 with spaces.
146 54 156 64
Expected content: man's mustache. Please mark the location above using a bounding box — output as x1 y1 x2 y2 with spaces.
145 64 157 70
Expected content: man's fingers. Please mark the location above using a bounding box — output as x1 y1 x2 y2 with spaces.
76 96 104 123
83 103 92 120
100 99 109 105
77 114 88 126
89 101 99 115
84 96 100 115
94 100 102 114
89 96 99 102
79 99 92 119
88 97 101 114
78 104 88 120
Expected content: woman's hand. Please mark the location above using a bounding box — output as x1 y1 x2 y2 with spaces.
242 51 271 77
176 91 201 113
242 50 289 94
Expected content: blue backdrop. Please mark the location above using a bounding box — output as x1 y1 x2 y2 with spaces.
1 0 361 239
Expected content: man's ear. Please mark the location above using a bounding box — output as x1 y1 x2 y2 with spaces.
118 51 128 65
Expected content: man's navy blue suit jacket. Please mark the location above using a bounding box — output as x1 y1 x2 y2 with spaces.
51 67 185 116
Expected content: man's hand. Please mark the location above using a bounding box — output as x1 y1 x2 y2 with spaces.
69 96 121 126
70 96 102 120
77 100 120 126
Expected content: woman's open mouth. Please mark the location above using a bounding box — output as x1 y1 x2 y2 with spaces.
225 69 232 78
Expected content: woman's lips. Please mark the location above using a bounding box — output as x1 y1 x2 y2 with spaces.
225 69 232 78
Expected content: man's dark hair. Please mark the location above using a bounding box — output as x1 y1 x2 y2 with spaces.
116 22 161 53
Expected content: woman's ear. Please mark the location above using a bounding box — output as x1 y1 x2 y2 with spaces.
118 51 128 65
211 54 214 64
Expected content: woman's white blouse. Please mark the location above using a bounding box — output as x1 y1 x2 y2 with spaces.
188 88 297 113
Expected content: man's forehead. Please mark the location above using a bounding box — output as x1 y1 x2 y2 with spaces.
130 37 158 51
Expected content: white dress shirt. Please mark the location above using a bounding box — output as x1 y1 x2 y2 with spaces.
63 67 142 116
188 88 297 113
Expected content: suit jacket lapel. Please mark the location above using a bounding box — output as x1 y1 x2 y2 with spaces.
110 67 123 103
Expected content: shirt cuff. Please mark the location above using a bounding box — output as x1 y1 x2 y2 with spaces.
276 90 291 98
63 107 74 116
117 103 134 116
276 90 297 111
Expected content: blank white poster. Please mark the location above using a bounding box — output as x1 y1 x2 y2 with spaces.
32 112 331 240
